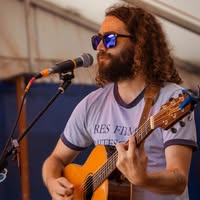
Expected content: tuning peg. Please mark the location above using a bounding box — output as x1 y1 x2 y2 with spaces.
171 127 177 133
179 121 185 127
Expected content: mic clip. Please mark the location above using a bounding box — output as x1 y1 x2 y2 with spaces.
58 71 75 94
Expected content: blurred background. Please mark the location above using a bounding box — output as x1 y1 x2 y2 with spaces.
0 0 199 199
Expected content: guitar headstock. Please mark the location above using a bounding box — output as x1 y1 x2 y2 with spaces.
154 93 192 130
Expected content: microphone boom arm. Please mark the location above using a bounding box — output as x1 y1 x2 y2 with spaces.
0 71 74 182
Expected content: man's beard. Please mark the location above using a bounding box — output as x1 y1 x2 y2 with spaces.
96 46 135 83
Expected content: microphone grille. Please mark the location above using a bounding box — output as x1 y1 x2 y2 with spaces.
81 53 94 67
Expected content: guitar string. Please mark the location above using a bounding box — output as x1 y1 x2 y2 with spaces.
80 101 187 192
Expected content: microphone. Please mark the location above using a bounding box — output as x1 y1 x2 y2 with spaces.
34 53 93 79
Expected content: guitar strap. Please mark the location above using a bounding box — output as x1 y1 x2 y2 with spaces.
129 84 160 200
139 85 161 127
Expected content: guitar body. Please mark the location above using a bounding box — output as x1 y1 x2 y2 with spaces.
64 145 108 200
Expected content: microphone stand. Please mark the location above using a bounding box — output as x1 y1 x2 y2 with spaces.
0 71 74 182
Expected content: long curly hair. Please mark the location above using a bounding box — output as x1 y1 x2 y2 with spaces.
96 3 182 87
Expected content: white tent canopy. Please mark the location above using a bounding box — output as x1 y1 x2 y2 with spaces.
0 0 199 88
45 0 200 67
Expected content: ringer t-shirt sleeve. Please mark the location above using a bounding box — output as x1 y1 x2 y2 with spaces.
61 96 93 150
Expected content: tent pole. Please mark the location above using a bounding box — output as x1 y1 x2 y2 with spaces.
16 76 30 200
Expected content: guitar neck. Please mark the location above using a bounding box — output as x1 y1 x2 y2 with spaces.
92 118 153 190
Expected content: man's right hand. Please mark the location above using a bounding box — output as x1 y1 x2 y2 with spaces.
47 177 74 200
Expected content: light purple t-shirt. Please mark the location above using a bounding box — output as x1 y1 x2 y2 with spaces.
61 82 197 200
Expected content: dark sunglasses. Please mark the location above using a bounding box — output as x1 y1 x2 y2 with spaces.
91 33 133 50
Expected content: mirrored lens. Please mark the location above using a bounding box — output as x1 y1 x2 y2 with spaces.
103 34 116 48
91 35 101 50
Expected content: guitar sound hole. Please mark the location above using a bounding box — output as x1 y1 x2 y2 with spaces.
84 175 93 200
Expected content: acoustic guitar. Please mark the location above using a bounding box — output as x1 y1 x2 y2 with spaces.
64 93 192 200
